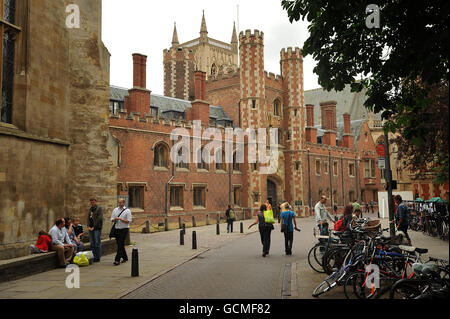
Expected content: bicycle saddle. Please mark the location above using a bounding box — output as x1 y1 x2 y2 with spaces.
415 248 428 254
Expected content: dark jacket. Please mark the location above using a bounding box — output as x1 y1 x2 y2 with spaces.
88 206 103 230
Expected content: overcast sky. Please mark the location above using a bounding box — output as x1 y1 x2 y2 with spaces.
102 0 320 95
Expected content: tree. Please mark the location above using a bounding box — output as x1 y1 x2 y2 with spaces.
281 0 449 183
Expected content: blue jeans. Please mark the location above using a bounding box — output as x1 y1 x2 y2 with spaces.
89 229 102 261
319 223 329 236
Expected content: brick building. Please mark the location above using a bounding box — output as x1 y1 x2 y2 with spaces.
109 23 382 222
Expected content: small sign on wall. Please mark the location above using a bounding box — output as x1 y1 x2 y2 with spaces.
378 157 386 169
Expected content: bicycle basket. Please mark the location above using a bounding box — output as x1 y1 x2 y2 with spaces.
363 220 381 237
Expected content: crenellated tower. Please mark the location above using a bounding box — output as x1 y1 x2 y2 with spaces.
280 47 306 210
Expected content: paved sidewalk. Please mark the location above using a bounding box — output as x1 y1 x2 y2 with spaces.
0 220 258 299
294 217 450 299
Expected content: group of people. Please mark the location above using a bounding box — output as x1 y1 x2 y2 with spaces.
248 200 300 257
30 197 133 268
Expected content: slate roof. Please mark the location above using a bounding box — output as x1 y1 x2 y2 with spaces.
109 86 232 122
304 84 382 126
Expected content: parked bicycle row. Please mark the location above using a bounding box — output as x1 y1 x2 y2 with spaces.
407 198 449 241
309 202 449 299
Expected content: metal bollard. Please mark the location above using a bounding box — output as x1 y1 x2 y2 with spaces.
145 221 150 234
240 222 243 233
192 215 197 228
192 231 197 250
164 217 169 232
206 214 210 225
131 248 139 277
182 223 186 236
180 230 184 245
216 223 220 235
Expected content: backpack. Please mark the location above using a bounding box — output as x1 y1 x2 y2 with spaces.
333 216 345 232
229 209 235 220
263 209 275 224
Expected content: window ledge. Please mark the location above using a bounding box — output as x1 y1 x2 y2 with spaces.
130 208 144 213
176 168 190 172
154 166 169 172
215 170 227 174
197 168 210 173
193 206 206 210
233 171 242 174
170 207 184 211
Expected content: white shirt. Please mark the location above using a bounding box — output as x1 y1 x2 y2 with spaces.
314 202 334 224
49 225 72 246
111 206 132 229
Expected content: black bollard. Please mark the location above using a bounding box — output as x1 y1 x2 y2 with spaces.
240 222 243 233
180 230 184 245
216 223 220 235
145 221 150 234
164 217 169 232
182 223 186 236
192 231 197 250
131 248 139 277
206 214 210 225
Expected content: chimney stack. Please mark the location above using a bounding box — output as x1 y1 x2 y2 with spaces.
305 104 317 143
191 70 209 126
320 101 337 146
128 53 151 116
341 113 354 148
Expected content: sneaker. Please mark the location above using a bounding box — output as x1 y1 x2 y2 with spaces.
113 261 120 266
121 259 128 263
262 253 267 257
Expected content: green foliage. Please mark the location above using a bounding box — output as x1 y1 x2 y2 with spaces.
281 0 449 183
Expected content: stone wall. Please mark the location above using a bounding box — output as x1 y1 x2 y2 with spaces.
0 0 117 260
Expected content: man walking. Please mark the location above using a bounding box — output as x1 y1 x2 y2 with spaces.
87 197 103 262
370 201 375 214
49 218 74 268
225 205 235 233
315 196 335 236
280 203 300 255
111 198 132 266
394 195 412 245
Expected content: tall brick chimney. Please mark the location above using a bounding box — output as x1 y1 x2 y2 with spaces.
305 104 317 143
128 53 151 116
341 113 354 148
190 70 209 126
320 101 337 146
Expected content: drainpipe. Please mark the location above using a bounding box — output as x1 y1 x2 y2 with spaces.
165 140 175 231
329 150 333 209
341 153 345 207
307 148 312 215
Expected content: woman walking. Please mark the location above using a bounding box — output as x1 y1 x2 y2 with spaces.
248 204 274 257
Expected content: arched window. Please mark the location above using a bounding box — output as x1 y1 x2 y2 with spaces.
215 150 226 171
176 147 189 169
197 146 209 171
273 99 281 117
154 143 169 168
233 151 240 172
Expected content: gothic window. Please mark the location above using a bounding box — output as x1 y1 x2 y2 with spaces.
333 161 339 176
233 186 241 207
196 146 209 171
349 163 355 177
215 150 226 171
0 0 19 124
176 147 189 170
233 151 240 172
273 99 281 116
154 143 169 169
315 160 321 176
211 63 216 76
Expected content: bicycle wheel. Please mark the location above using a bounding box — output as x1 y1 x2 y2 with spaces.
308 244 325 273
390 279 428 299
312 265 349 297
343 271 367 299
322 247 349 275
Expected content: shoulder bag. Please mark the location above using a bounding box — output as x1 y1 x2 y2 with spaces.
109 208 126 239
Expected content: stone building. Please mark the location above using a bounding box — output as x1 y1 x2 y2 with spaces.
163 12 238 101
0 0 117 259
